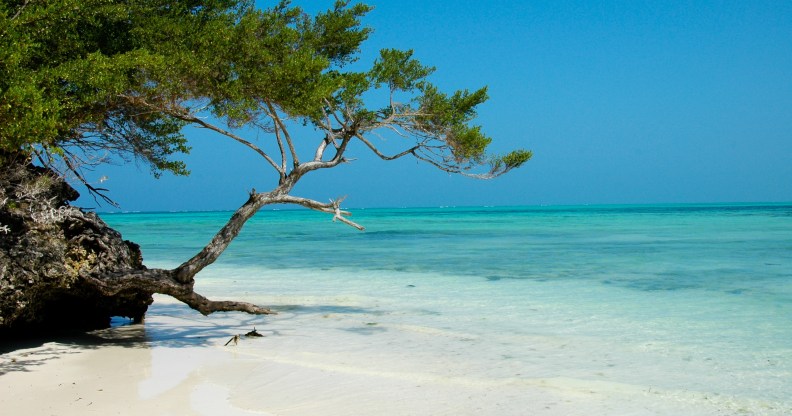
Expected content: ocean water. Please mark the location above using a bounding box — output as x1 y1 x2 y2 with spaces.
102 203 792 415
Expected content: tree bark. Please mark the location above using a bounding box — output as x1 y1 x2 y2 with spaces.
173 192 270 284
90 268 273 316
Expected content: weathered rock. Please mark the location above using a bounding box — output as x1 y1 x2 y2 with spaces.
0 156 152 334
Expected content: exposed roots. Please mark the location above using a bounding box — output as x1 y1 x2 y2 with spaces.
173 291 274 316
89 268 275 316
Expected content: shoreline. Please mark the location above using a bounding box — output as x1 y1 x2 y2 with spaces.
2 296 788 416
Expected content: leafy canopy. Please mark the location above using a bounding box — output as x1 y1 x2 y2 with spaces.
1 0 531 198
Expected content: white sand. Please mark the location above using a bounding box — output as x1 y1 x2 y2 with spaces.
0 296 776 416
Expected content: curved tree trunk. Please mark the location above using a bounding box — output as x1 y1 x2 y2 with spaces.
173 192 272 284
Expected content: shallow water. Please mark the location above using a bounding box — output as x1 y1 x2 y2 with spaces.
103 203 792 414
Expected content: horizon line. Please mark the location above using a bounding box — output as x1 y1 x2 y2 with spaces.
90 201 792 215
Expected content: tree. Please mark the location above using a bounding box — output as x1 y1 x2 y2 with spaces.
1 0 531 322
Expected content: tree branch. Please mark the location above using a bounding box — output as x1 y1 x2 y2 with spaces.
91 268 274 315
314 135 332 161
411 150 503 179
60 148 119 207
119 95 283 174
297 144 348 173
278 194 364 230
173 291 275 316
265 102 300 167
32 146 119 207
173 192 271 283
274 125 288 179
172 185 365 288
355 133 418 161
10 0 30 20
175 113 283 174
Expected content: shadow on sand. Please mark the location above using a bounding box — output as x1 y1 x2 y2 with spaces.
0 302 266 374
0 300 383 375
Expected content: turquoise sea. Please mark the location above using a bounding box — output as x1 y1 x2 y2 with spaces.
103 203 792 414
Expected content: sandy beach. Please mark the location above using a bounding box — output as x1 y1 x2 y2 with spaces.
3 294 781 416
3 0 791 412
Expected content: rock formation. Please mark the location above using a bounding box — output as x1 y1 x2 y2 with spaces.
0 155 152 334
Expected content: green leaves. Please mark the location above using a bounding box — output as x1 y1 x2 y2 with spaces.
370 49 435 91
303 1 373 65
416 85 488 129
0 81 61 150
1 0 530 197
488 150 533 176
0 0 247 174
501 150 533 168
448 124 491 163
409 84 494 165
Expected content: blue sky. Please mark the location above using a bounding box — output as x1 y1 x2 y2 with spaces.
77 0 792 211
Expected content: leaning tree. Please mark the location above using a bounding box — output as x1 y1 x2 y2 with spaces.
0 0 530 328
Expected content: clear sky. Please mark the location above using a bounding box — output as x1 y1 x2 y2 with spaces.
76 0 792 211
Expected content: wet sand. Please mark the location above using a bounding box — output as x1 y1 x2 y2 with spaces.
0 296 776 416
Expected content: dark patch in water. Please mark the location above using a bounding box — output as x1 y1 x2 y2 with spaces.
413 309 442 316
601 276 702 292
276 305 382 315
636 283 699 291
341 325 387 335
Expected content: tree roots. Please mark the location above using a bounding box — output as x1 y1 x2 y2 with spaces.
88 268 275 317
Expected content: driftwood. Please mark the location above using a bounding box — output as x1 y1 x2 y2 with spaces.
245 327 264 337
224 335 240 347
224 327 264 346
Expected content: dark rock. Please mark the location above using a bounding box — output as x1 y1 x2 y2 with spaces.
244 327 264 337
0 157 152 335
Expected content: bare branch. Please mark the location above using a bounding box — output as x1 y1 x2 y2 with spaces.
173 291 275 316
411 150 502 179
91 269 274 316
60 148 119 207
173 192 271 283
331 109 348 129
315 103 343 162
265 102 300 167
297 133 352 174
119 95 283 174
272 122 288 174
32 146 119 207
278 194 364 230
10 0 30 20
314 136 331 161
176 113 283 174
355 133 418 161
323 98 348 130
373 122 410 138
318 100 336 131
